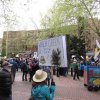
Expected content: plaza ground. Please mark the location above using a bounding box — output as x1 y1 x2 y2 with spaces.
12 71 100 100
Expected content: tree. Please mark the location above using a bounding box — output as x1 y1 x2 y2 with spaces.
41 0 100 36
40 0 100 57
0 0 18 57
80 0 100 35
70 35 85 59
0 0 17 26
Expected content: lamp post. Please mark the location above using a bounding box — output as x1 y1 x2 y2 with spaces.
6 30 8 58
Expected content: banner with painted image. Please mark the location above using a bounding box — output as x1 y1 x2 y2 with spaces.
38 36 68 67
88 67 100 85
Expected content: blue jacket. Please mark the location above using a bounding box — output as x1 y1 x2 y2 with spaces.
31 85 55 100
9 60 18 71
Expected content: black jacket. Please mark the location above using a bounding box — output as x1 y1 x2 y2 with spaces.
22 62 28 72
0 68 12 96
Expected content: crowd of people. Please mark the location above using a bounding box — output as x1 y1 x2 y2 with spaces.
0 57 55 100
0 54 100 100
1 54 98 100
69 55 100 80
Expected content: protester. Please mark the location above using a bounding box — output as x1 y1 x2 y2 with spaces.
69 59 74 76
22 59 28 81
31 58 40 78
0 61 12 100
56 67 60 77
9 58 18 83
73 60 80 80
28 58 33 82
15 57 20 71
29 69 55 100
20 58 24 72
43 66 51 86
79 60 85 76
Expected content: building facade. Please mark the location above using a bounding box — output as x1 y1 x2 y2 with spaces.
2 30 46 57
0 38 2 54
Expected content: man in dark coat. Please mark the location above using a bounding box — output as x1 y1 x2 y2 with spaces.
22 60 28 81
0 61 12 100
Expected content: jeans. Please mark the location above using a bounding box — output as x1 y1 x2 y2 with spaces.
22 71 27 81
73 70 79 80
71 68 73 76
47 78 50 86
11 70 16 82
29 71 33 82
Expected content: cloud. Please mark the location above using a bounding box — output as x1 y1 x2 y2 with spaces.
0 0 55 38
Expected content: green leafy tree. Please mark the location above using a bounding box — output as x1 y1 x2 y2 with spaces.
41 0 100 36
70 35 85 59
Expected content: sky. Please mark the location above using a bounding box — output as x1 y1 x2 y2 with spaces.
0 0 55 38
0 0 100 38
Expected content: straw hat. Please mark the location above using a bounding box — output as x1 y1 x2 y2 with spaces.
33 70 47 82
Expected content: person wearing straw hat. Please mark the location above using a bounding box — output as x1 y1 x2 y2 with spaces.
29 69 55 100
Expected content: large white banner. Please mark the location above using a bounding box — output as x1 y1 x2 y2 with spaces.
38 36 68 67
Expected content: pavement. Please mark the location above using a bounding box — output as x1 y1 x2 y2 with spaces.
12 71 100 100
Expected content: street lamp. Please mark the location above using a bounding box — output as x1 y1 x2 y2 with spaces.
6 30 8 58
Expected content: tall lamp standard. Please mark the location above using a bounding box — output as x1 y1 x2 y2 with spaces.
6 30 8 58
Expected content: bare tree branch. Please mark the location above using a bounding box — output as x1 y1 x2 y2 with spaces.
80 0 99 35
